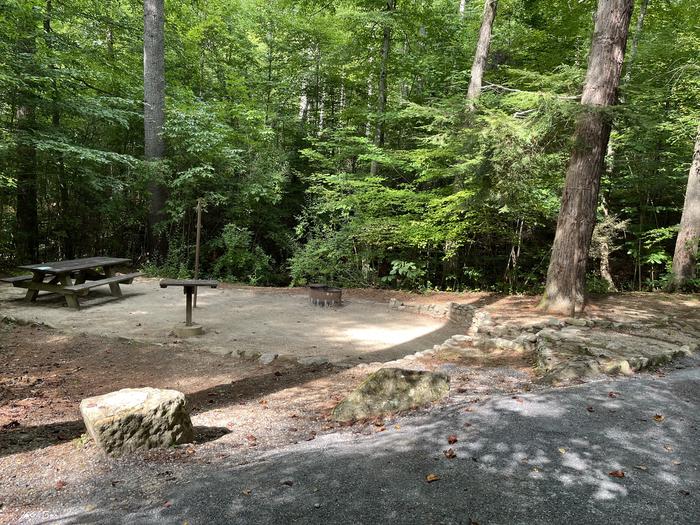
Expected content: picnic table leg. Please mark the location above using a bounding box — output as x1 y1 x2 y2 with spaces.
59 274 80 309
104 266 123 297
185 286 193 326
24 273 43 302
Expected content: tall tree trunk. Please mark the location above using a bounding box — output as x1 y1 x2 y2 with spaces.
623 0 649 84
144 0 167 259
444 1 497 280
459 0 467 20
467 0 497 104
540 0 634 315
597 0 647 287
370 0 395 176
669 124 700 290
15 105 38 264
14 21 38 263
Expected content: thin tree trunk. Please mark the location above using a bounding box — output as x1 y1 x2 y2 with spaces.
370 0 395 176
623 0 649 84
445 1 497 279
669 124 700 290
144 0 167 258
598 197 618 291
15 106 38 263
597 0 647 285
540 0 634 315
14 21 38 263
459 0 467 20
467 0 497 104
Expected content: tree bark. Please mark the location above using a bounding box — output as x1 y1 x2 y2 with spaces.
370 0 395 176
597 198 618 291
669 124 700 290
467 0 497 104
14 20 38 263
540 0 634 315
144 0 167 258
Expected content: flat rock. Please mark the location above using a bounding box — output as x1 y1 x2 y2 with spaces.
80 387 194 455
259 352 278 365
331 368 449 422
297 356 330 366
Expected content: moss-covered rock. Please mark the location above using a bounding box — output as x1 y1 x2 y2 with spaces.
332 368 449 422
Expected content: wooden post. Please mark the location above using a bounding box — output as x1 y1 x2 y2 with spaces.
194 198 202 307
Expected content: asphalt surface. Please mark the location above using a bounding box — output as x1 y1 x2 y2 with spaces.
19 365 700 525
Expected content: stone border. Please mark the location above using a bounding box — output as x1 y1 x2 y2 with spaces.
388 299 476 325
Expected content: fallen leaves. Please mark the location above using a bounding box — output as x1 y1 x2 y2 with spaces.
444 448 457 459
608 470 625 478
653 414 665 422
425 473 440 483
447 434 458 445
245 434 257 446
55 480 67 491
163 500 173 508
586 406 595 413
608 391 621 398
558 448 566 454
634 465 648 471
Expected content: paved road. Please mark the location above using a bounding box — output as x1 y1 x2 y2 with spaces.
21 365 699 524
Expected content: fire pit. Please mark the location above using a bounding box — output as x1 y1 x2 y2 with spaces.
308 284 342 307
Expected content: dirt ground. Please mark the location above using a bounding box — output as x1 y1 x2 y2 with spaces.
0 322 534 523
0 286 697 523
0 280 457 364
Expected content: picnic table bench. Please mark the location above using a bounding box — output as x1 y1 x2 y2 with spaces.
0 257 142 310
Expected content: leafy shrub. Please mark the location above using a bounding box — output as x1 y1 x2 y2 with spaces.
212 224 272 285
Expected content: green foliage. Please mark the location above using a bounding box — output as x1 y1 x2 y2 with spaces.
212 224 273 285
1 0 697 294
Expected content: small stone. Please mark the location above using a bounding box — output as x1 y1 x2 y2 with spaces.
298 356 330 366
259 353 278 365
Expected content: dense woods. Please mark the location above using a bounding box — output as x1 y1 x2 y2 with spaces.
1 0 698 295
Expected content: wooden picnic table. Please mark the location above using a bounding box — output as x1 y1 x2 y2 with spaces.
1 256 142 309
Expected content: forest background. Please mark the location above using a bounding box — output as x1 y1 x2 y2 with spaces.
1 0 698 294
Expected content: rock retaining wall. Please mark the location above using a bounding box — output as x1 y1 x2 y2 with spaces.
388 299 477 325
388 305 699 384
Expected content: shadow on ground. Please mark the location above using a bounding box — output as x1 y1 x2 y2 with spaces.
17 369 700 524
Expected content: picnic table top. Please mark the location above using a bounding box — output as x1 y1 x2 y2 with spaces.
159 279 219 288
18 257 131 274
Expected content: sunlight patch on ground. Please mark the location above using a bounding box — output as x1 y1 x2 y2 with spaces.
341 324 440 347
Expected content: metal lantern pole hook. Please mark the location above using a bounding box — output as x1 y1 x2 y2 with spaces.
193 198 203 308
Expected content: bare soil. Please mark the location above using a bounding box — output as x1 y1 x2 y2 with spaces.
0 288 697 523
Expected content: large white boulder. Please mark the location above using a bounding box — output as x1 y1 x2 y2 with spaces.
80 387 194 455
